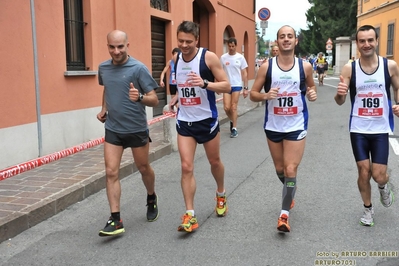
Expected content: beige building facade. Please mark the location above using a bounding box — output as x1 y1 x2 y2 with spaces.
357 0 398 59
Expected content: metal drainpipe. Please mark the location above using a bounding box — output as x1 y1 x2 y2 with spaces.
30 0 43 157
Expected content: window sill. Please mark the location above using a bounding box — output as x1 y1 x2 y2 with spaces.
64 71 98 76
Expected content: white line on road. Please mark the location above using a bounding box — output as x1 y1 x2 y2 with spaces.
389 132 399 155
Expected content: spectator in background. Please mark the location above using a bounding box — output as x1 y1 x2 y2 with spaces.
220 37 249 138
271 45 279 57
348 56 355 64
160 48 181 100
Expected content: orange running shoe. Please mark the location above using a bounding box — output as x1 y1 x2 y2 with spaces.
215 194 228 217
277 214 290 232
177 212 198 233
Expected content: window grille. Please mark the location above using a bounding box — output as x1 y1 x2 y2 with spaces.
387 24 394 56
150 0 168 12
64 0 86 70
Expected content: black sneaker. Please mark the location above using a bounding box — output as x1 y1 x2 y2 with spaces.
147 194 159 222
99 217 125 237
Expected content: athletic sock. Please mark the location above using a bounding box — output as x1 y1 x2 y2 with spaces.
216 190 226 197
280 210 289 217
147 193 156 201
282 177 297 211
111 212 121 221
186 210 195 216
364 204 372 209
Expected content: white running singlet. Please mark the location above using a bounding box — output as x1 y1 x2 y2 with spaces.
175 48 217 122
349 57 393 133
264 57 308 132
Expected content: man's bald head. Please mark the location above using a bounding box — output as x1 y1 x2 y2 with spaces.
106 30 129 65
107 30 128 43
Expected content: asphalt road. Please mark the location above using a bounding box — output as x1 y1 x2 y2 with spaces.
1 76 398 266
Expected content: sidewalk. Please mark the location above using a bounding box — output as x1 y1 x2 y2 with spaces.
0 93 260 243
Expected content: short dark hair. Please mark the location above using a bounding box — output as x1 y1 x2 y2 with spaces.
177 21 200 39
356 25 378 41
172 47 180 54
227 37 237 45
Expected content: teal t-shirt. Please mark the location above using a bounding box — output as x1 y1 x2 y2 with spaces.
98 56 158 133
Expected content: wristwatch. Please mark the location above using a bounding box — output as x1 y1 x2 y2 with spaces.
201 79 209 89
137 93 144 102
244 86 249 90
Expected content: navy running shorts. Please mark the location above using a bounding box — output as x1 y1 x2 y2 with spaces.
176 117 220 144
265 129 307 143
169 84 177 95
350 132 389 164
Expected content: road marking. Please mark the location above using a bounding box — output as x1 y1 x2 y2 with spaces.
389 132 399 155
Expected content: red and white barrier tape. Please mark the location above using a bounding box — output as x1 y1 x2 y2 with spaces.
0 137 104 181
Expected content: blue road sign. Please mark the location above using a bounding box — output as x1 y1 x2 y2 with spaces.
258 8 271 21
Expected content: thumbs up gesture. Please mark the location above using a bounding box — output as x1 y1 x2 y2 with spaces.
128 82 140 102
306 86 317 102
337 75 349 96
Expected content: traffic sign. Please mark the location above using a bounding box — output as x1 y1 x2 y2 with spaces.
258 8 271 21
326 44 333 50
260 21 268 29
326 38 333 44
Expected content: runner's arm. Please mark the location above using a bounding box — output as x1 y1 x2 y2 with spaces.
334 64 351 105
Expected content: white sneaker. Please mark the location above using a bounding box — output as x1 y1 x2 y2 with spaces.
379 183 394 208
360 207 374 226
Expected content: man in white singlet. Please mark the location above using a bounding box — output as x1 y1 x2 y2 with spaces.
250 25 317 233
335 25 399 226
168 21 231 233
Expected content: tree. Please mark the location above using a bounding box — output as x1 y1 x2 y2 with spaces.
255 22 268 58
298 0 357 59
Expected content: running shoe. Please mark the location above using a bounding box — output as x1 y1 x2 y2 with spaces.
277 214 290 232
99 217 125 237
147 194 159 221
177 212 198 233
215 194 228 217
379 183 394 208
360 207 374 226
230 128 238 138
